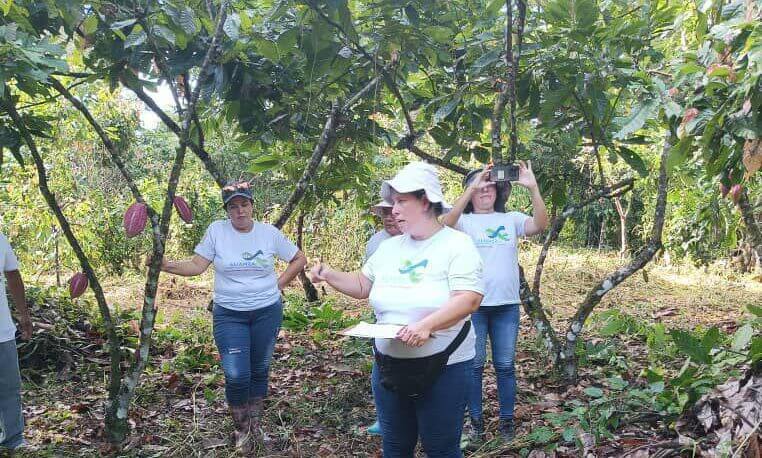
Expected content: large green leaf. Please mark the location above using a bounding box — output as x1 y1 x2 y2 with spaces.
433 93 462 125
731 324 754 351
670 329 710 364
614 99 659 140
249 154 281 172
615 146 648 177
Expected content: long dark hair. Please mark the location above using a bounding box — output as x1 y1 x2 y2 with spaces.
462 171 511 213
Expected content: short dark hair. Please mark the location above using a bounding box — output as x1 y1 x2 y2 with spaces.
411 190 444 217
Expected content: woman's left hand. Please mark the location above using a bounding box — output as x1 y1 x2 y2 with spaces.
396 322 432 347
515 160 538 190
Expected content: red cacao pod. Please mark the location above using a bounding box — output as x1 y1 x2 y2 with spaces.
682 107 699 125
719 183 729 198
123 202 148 238
730 184 743 204
173 196 193 223
69 272 88 298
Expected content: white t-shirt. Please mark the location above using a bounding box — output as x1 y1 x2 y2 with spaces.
365 229 396 261
361 227 484 364
0 233 20 343
195 220 298 311
456 212 530 306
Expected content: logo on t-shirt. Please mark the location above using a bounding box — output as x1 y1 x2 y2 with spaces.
486 226 509 241
399 259 428 283
237 250 268 268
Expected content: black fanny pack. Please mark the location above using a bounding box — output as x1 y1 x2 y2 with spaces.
373 321 471 398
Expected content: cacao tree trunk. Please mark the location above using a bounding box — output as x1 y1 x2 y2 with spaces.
558 130 672 383
296 213 319 302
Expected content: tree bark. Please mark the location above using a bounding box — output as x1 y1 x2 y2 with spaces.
737 190 762 273
296 213 319 302
107 3 230 442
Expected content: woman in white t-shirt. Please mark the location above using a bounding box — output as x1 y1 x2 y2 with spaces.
310 162 484 458
151 182 307 452
442 162 548 442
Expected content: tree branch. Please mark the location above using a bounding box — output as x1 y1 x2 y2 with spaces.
519 266 560 355
307 0 467 175
121 77 226 187
48 77 160 228
532 178 635 295
274 102 340 229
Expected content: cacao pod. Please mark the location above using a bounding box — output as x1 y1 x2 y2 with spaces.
123 202 148 238
682 107 699 125
719 183 729 198
730 184 743 204
69 272 88 298
173 196 193 223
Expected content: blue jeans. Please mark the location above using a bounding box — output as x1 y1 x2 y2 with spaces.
0 340 24 449
213 300 283 407
468 304 520 421
372 359 470 458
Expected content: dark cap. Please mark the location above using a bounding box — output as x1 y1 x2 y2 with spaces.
222 182 253 206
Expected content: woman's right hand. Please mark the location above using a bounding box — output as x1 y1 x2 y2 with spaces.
308 260 328 283
144 254 166 270
468 166 493 192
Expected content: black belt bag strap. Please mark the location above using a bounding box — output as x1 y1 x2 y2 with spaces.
373 321 471 399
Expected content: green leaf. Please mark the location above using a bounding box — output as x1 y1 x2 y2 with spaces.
223 13 240 40
255 38 279 60
470 49 501 71
670 329 710 364
616 146 648 177
2 0 12 16
123 25 146 49
110 18 137 30
701 327 721 352
747 304 762 317
527 426 555 444
562 427 576 443
731 324 753 351
667 137 693 171
82 15 98 35
584 386 604 398
614 99 659 140
425 26 453 44
677 62 703 75
248 154 280 172
433 94 462 125
167 5 197 35
750 337 762 362
154 25 176 44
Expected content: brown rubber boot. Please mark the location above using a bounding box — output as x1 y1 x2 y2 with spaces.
248 397 264 437
229 404 252 454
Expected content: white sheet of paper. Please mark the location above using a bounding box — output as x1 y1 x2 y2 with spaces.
340 321 403 339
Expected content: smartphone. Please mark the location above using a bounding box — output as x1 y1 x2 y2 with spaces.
489 164 520 182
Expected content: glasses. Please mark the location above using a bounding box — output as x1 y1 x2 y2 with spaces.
223 182 250 192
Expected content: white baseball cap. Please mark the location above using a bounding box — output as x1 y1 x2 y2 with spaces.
370 200 393 216
381 162 452 211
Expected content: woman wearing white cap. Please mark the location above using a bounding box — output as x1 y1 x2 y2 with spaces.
310 162 484 457
442 162 548 442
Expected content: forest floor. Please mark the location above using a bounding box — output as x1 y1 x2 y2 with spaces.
9 245 762 457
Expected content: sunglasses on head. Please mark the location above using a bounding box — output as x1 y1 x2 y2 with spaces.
223 182 250 192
